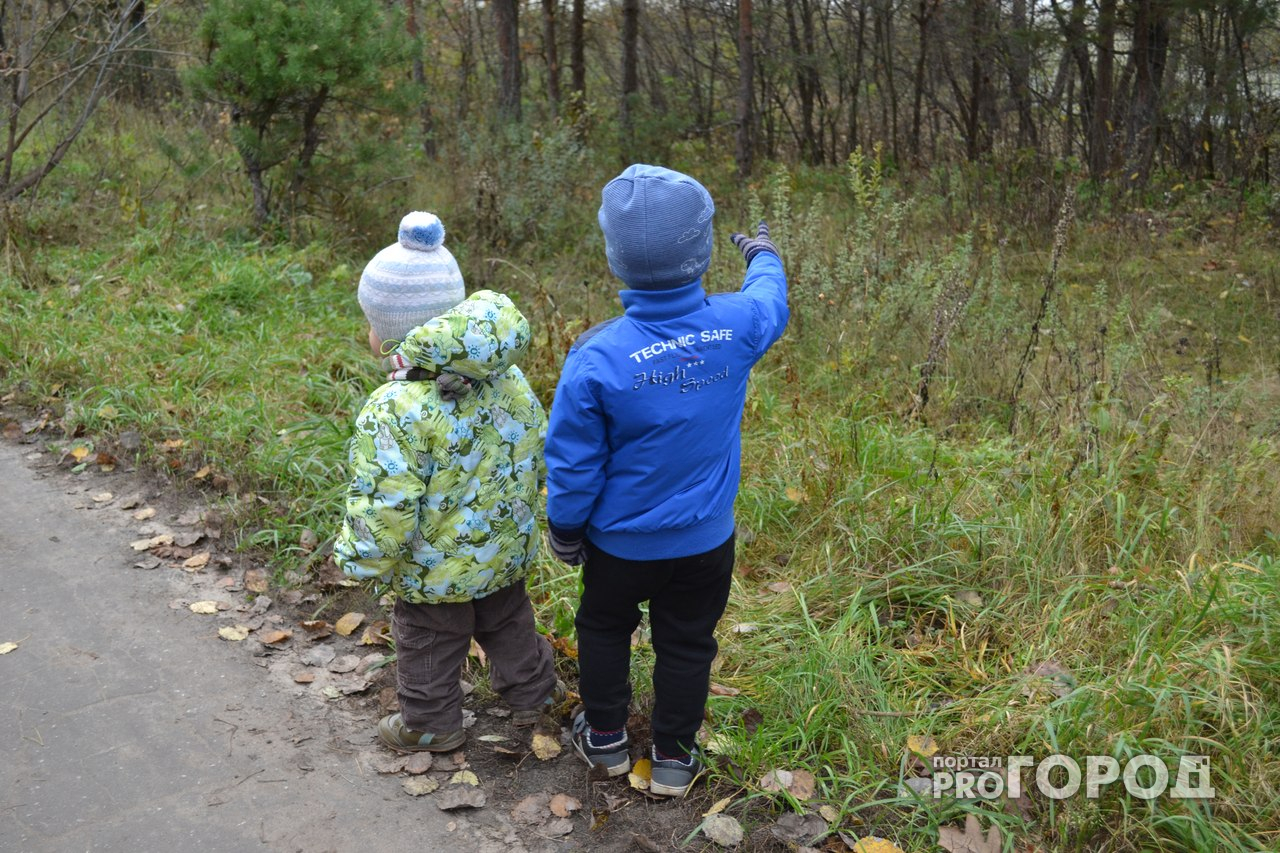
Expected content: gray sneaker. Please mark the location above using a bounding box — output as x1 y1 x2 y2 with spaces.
649 746 704 797
570 712 631 777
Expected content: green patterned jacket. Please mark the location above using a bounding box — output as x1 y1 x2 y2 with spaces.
334 291 547 603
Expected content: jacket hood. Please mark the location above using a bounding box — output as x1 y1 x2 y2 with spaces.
396 290 531 381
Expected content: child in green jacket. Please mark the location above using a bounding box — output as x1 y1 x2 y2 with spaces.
335 212 558 752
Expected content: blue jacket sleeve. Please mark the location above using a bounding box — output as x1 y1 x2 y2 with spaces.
741 252 789 360
544 348 607 538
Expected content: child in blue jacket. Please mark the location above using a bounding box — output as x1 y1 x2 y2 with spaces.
544 164 788 797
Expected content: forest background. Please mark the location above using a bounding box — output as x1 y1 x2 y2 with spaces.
2 0 1279 849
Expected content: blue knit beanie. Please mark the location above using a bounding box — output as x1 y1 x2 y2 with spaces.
358 212 466 344
598 164 715 290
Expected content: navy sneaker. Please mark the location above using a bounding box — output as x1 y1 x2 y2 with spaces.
649 746 705 797
570 712 630 777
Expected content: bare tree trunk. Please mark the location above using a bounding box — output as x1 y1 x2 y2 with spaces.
785 0 821 164
288 88 327 214
570 0 586 99
542 0 561 116
845 0 867 157
1124 0 1169 184
404 0 435 158
1089 0 1116 178
910 0 937 164
736 0 755 177
1008 0 1037 148
621 0 640 146
493 0 522 122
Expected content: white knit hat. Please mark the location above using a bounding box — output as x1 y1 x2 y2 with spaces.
358 212 466 344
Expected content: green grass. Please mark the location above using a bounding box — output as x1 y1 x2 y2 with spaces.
3 111 1279 851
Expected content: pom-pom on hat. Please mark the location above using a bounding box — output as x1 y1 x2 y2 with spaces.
358 211 466 344
598 164 715 290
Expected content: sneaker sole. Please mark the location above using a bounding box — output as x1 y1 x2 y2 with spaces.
649 767 705 798
573 742 631 777
649 779 694 797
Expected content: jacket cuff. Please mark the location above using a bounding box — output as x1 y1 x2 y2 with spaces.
547 520 587 541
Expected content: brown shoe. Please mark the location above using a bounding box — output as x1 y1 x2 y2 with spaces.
378 713 466 752
511 680 567 728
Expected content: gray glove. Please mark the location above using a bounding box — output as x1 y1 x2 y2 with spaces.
548 527 588 567
729 220 779 265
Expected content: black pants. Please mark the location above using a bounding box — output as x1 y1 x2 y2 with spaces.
574 534 735 757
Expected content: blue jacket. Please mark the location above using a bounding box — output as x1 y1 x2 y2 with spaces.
545 252 788 560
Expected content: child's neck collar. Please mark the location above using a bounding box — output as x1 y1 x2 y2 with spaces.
619 279 706 320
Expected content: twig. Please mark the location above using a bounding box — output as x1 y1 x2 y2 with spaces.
212 716 239 756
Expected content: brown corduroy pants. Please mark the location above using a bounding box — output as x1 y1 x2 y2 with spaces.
391 581 556 733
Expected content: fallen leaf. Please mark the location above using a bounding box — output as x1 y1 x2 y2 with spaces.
334 612 365 636
293 672 315 684
69 445 91 462
450 770 479 786
328 655 360 674
436 783 486 810
321 686 341 699
730 623 758 634
189 601 220 614
956 590 984 607
532 732 562 760
91 491 113 503
709 682 741 697
906 735 940 759
374 754 408 774
402 777 440 797
245 570 269 593
151 544 192 560
404 753 434 774
937 815 1001 853
742 707 764 735
259 629 292 645
788 769 817 800
628 757 652 791
301 646 336 667
130 534 174 551
701 814 745 847
543 818 574 836
182 552 211 571
761 769 794 792
477 734 509 743
818 804 839 823
161 438 184 451
299 528 319 552
132 507 157 521
193 465 212 480
218 625 250 641
360 620 391 645
784 486 807 503
766 581 792 593
771 812 828 845
512 793 551 825
1024 659 1076 698
852 837 907 853
549 793 581 817
0 641 20 654
704 796 735 816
